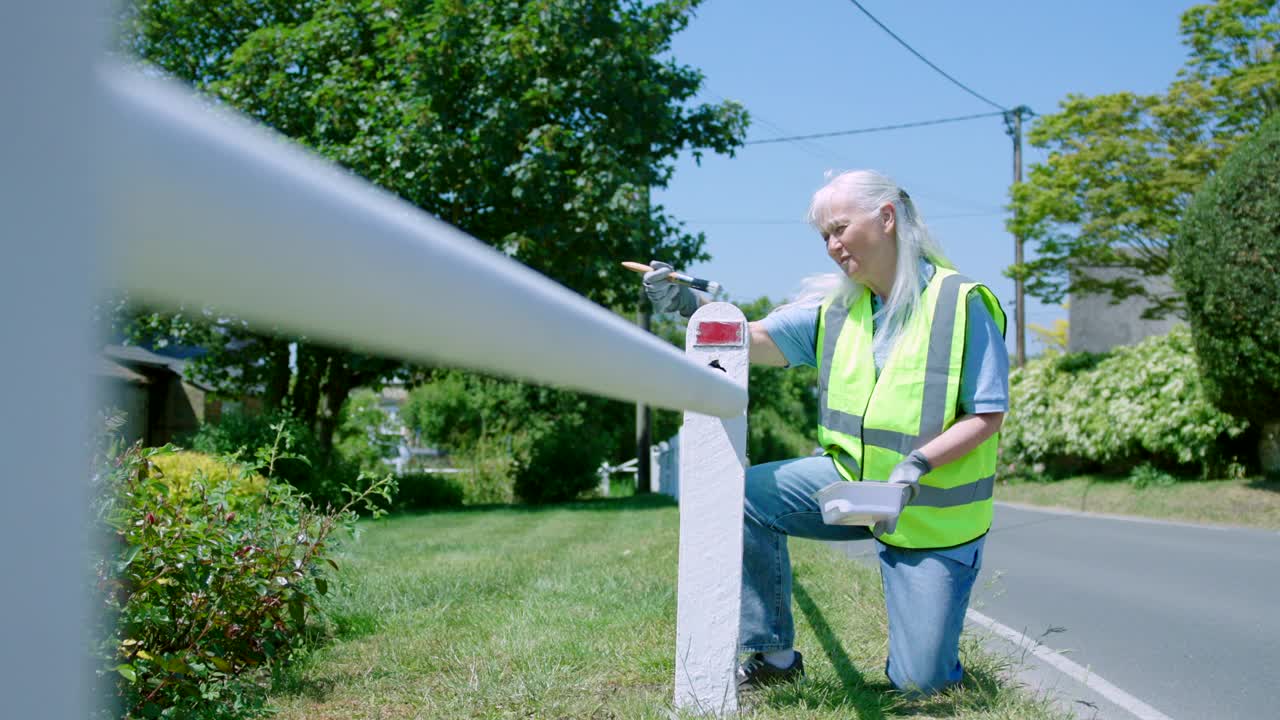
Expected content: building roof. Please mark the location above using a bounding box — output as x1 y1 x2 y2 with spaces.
102 345 214 391
94 356 150 384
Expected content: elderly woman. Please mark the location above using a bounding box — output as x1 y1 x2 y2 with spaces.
644 170 1009 697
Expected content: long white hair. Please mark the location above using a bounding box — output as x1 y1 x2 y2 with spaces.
772 170 954 357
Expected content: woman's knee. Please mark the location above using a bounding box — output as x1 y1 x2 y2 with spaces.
743 463 780 527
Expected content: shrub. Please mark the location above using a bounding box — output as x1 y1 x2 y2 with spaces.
389 472 464 510
1001 326 1249 478
390 440 518 511
1053 350 1111 374
402 371 625 504
1173 112 1280 426
149 451 268 500
91 424 393 719
186 409 359 507
333 389 398 477
748 364 820 464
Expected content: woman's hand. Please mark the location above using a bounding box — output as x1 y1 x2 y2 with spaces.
642 261 699 317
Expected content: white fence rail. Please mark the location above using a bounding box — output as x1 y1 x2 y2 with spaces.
99 63 746 419
3 5 750 712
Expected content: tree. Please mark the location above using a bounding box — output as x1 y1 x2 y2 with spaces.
1028 307 1069 353
401 370 630 503
1008 0 1279 317
737 297 820 463
1173 113 1280 473
120 0 748 463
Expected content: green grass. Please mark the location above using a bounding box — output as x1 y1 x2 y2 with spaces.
268 496 1069 719
996 475 1280 529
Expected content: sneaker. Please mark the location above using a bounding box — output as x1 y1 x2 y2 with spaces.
737 651 804 689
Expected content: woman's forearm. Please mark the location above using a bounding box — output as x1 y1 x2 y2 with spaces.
916 412 1004 470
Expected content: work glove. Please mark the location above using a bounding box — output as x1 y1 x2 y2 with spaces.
643 260 699 318
886 449 932 502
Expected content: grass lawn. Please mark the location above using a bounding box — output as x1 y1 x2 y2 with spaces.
995 475 1280 529
268 495 1068 719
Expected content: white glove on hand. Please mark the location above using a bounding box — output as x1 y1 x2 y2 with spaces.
642 260 699 317
887 449 932 501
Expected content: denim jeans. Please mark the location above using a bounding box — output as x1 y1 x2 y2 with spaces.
740 455 982 696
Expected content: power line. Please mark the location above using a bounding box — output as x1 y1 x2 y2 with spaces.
846 0 1007 112
685 211 1003 226
743 111 1006 145
706 86 863 166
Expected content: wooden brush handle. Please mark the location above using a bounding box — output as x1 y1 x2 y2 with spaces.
620 261 654 274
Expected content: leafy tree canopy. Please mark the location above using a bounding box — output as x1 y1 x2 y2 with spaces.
1008 0 1279 317
123 0 747 305
119 0 748 457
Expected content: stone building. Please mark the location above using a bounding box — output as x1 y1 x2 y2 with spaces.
1067 267 1179 353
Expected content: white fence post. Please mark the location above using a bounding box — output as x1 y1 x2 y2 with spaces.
650 443 662 494
673 303 749 715
1 3 103 717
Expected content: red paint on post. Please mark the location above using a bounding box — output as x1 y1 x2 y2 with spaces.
696 321 744 346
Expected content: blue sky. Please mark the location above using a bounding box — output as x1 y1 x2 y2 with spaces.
656 0 1199 352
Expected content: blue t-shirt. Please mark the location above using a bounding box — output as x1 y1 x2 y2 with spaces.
759 269 1009 564
759 285 1010 415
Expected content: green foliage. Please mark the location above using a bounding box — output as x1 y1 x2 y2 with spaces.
387 472 462 511
1173 112 1280 425
738 297 820 463
187 410 360 508
1129 463 1179 490
1009 0 1279 316
332 389 397 477
401 371 626 504
149 451 269 500
1028 317 1068 353
90 424 394 719
1052 350 1112 374
118 1 748 460
1001 326 1249 478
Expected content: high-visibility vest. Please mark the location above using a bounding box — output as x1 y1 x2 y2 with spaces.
816 268 1006 549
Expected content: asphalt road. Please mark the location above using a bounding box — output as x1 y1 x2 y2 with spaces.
831 503 1280 720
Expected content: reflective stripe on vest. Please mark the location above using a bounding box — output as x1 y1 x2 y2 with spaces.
817 269 1006 549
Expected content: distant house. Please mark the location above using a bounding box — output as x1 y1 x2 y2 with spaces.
95 345 218 446
1067 268 1179 353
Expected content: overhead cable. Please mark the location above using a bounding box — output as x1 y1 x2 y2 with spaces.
846 0 1008 111
743 111 1006 145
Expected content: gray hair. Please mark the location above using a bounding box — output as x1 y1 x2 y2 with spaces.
775 170 954 357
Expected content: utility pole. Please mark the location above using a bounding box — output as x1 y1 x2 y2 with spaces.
635 289 652 494
1004 105 1031 367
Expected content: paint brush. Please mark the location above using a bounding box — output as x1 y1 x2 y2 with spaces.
621 261 722 294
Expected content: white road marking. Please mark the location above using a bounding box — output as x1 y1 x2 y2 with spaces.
994 500 1279 534
966 608 1175 720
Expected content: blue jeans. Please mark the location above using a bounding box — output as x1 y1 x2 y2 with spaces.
740 455 981 697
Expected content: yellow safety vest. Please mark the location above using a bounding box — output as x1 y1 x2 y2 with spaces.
816 268 1006 549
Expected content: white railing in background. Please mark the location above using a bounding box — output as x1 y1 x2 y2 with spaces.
595 434 680 498
651 435 682 498
596 457 638 496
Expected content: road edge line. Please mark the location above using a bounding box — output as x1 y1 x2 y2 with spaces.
965 608 1175 720
994 500 1280 534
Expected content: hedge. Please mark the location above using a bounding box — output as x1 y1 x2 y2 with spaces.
1000 326 1249 479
